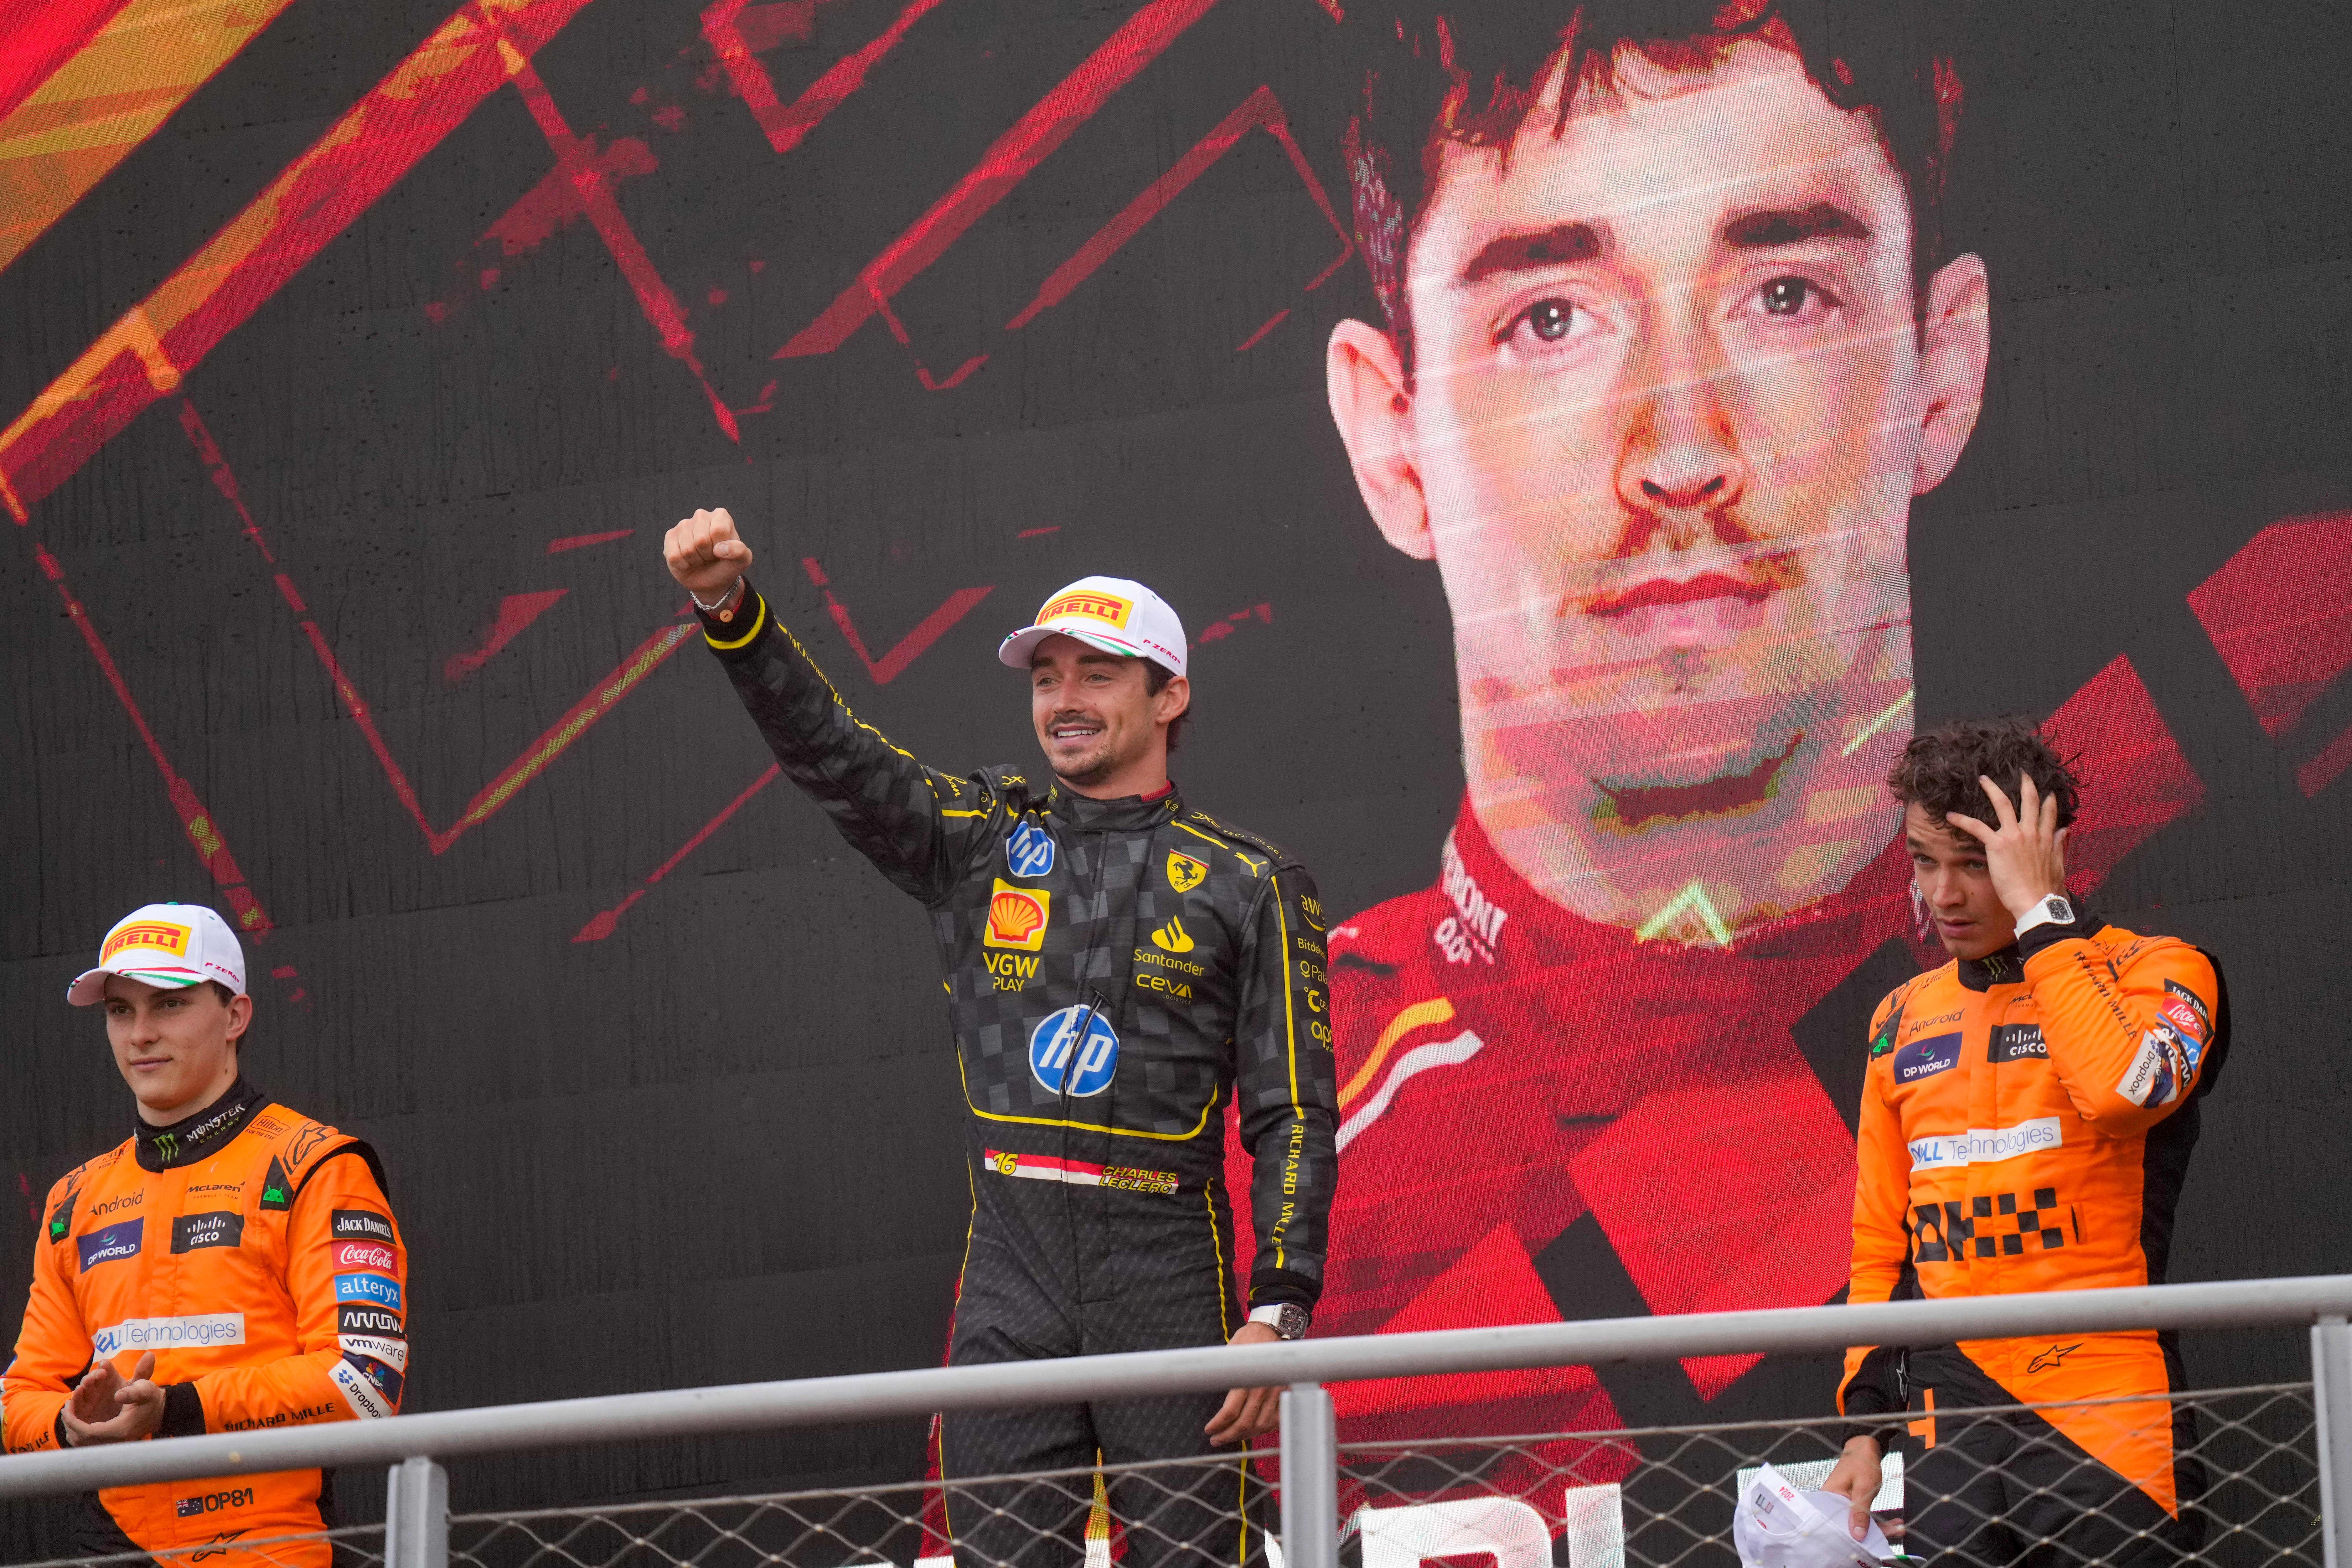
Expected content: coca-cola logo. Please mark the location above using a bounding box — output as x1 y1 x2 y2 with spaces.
333 1242 396 1272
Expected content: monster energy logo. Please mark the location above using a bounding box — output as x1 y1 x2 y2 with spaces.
153 1133 180 1160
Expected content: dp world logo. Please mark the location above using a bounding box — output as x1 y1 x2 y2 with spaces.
1005 820 1055 879
1030 1007 1119 1098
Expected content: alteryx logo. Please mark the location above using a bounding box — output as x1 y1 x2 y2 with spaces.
77 1219 142 1271
1894 1032 1961 1083
92 1313 246 1357
1030 1006 1119 1098
1908 1117 2062 1171
334 1273 402 1310
1005 820 1055 879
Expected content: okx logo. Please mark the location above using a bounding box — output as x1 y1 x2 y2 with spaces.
1029 1007 1119 1098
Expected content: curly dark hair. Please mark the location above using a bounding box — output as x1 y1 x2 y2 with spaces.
1341 0 1971 373
1887 718 2081 832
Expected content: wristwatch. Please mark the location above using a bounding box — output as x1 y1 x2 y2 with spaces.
1249 1303 1310 1341
2013 894 2076 938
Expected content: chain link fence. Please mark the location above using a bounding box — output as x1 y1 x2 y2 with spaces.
189 1382 2303 1568
1337 1381 2318 1567
4 1283 2349 1568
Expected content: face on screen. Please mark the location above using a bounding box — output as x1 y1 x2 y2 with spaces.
1331 38 1987 932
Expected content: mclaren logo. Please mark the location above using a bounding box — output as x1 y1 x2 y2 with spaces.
1150 918 1195 954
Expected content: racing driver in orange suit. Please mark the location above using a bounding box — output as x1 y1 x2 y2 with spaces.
1825 722 2227 1564
4 904 407 1568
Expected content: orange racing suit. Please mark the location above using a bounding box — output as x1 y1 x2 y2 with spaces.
1838 912 2226 1561
3 1077 406 1568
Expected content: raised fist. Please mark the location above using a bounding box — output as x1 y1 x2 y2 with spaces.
663 506 755 598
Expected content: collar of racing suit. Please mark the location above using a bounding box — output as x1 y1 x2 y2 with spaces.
1041 781 1185 833
1441 794 1925 968
133 1074 268 1171
1954 899 2095 991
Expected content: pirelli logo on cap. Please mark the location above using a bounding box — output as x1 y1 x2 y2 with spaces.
102 922 190 963
1038 590 1132 629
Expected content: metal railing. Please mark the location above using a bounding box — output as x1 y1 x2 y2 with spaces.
3 1277 2349 1568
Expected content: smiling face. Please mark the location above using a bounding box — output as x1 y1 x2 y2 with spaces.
1905 803 2016 959
103 975 250 1124
1028 634 1188 795
1328 35 1988 930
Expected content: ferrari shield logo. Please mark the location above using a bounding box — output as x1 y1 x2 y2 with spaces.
1166 851 1208 893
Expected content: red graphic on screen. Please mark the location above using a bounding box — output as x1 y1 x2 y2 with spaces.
445 592 573 683
0 0 597 521
703 0 939 157
2186 510 2352 796
178 400 698 857
801 558 996 686
28 539 272 937
572 763 784 943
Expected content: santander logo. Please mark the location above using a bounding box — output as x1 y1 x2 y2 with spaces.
333 1242 396 1272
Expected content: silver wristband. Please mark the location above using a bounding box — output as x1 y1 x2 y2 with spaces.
690 577 745 621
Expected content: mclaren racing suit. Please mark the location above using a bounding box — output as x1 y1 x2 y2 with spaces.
4 1077 407 1568
700 583 1336 1568
1838 911 2227 1564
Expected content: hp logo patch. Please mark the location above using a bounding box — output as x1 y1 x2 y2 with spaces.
1030 1007 1119 1097
1006 820 1055 879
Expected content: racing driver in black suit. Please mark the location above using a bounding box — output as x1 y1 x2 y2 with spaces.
663 507 1337 1568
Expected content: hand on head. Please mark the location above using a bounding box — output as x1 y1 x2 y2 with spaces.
1943 772 2070 922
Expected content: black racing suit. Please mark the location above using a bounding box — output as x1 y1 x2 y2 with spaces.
700 584 1338 1568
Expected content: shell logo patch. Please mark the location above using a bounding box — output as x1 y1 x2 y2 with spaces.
102 922 191 963
1039 590 1133 628
1166 851 1207 894
985 880 1051 951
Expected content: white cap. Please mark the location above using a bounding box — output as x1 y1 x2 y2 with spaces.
997 576 1187 678
68 903 247 1007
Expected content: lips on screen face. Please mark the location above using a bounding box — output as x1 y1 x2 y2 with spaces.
1405 41 1923 794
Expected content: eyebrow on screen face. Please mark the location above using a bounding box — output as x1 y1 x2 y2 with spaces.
1459 221 1603 283
1720 201 1872 249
